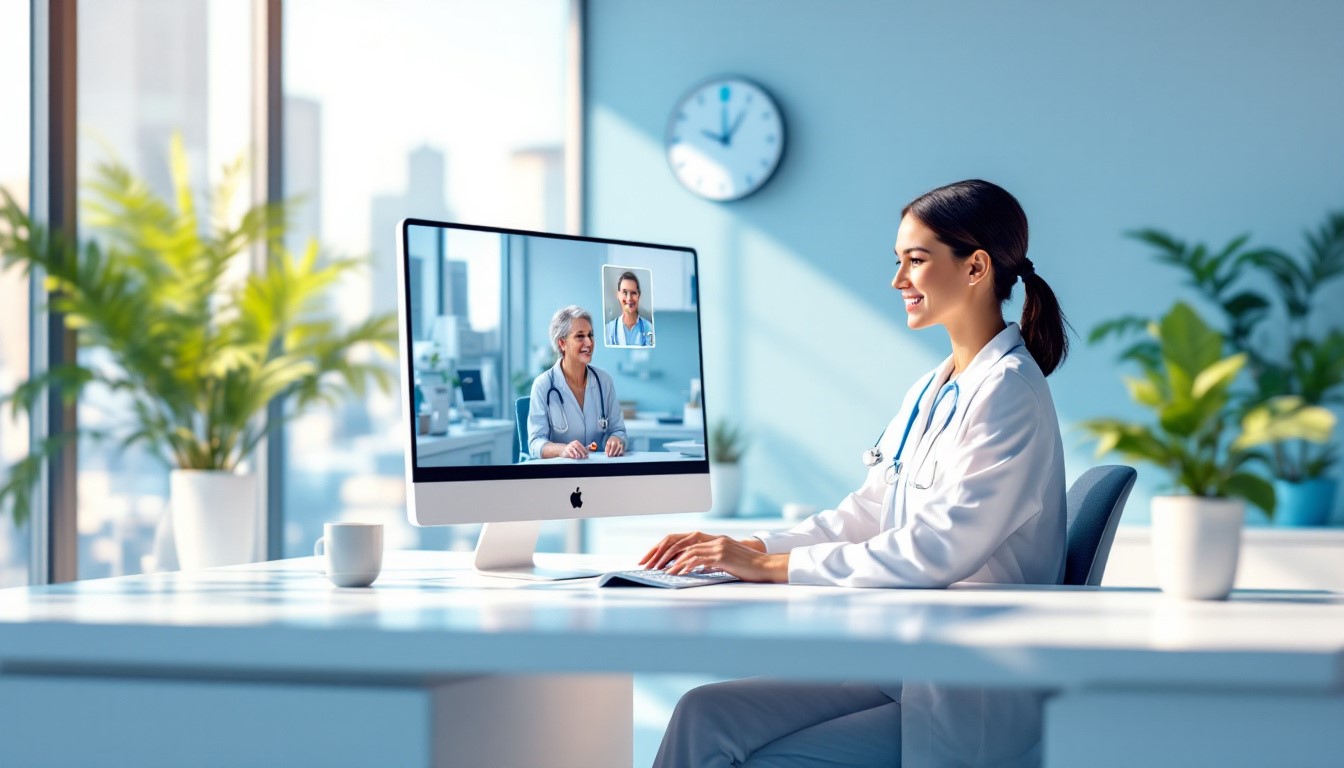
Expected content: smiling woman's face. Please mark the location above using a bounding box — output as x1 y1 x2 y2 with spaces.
559 318 595 364
891 215 974 330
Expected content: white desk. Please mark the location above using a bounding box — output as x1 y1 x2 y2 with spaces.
622 417 702 452
414 418 513 466
1 551 1341 767
530 450 697 464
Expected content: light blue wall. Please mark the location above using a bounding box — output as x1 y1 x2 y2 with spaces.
585 0 1344 521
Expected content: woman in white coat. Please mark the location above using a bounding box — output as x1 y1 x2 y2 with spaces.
646 179 1071 767
527 305 627 459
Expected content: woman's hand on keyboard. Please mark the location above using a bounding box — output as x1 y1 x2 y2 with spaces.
640 532 787 583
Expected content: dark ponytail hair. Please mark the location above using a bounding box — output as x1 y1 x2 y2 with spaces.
902 179 1070 376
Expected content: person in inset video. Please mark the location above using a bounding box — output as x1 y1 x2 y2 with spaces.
528 305 628 459
605 270 653 346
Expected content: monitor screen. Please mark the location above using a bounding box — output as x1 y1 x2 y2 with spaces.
396 218 712 544
456 368 486 403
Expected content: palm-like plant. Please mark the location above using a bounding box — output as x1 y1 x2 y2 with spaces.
0 136 397 526
1083 302 1334 516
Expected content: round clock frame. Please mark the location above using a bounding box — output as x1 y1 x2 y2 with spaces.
664 76 785 202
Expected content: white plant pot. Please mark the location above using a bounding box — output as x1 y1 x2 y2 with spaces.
709 462 741 518
170 469 260 570
1151 495 1243 600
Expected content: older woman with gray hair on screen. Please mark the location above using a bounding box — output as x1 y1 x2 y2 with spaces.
527 305 628 459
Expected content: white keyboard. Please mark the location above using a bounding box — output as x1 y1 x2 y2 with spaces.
597 568 740 589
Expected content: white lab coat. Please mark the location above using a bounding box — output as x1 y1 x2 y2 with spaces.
527 362 627 459
756 322 1066 767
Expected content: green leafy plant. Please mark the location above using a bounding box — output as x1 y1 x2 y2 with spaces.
1091 211 1344 481
709 419 748 464
1083 302 1334 516
0 136 398 526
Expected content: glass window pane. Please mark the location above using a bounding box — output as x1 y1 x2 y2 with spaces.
0 0 32 587
281 0 572 557
76 0 252 578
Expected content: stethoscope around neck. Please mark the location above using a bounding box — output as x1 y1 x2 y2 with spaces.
609 316 652 346
863 373 959 488
547 365 608 435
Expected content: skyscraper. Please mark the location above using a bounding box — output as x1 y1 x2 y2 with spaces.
284 95 323 259
370 146 453 320
508 144 565 233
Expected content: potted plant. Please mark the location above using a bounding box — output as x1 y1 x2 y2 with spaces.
708 419 747 518
1083 302 1333 599
0 136 397 568
1098 213 1344 523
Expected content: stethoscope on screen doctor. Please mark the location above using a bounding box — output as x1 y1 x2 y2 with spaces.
862 373 960 490
546 366 608 435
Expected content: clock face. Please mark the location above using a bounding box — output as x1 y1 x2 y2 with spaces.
665 77 785 202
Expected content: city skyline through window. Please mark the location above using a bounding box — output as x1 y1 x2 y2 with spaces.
74 0 253 578
0 0 575 576
281 0 572 555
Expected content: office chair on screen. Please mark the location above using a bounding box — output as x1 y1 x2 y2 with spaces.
1063 465 1138 586
514 396 530 462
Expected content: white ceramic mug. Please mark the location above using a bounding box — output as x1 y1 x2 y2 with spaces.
314 522 384 588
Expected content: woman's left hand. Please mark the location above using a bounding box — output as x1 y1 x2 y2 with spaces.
605 436 625 457
662 535 789 583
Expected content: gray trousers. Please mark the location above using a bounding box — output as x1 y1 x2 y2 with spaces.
652 679 901 768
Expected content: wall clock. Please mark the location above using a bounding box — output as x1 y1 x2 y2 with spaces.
665 76 785 202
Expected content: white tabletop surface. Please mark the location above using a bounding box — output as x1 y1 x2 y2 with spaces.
1 551 1341 691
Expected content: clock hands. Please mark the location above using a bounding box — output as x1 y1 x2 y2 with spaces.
720 85 730 144
726 108 748 143
703 87 748 148
701 110 748 148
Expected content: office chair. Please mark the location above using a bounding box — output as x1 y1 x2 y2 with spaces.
514 396 530 462
1063 465 1138 586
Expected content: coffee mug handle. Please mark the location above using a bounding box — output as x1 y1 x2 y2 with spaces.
313 536 326 574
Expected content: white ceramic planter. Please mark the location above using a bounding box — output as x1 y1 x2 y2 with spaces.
170 469 260 569
1151 495 1244 600
709 462 742 517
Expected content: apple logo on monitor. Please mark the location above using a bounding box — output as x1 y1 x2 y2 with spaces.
570 487 583 509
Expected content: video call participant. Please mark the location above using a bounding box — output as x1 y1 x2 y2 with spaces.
528 305 628 459
646 179 1072 767
605 270 653 346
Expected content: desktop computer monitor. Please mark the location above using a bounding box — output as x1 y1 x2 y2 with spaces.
395 218 712 578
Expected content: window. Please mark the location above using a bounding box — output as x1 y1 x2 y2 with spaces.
281 0 573 555
75 0 252 578
0 0 31 587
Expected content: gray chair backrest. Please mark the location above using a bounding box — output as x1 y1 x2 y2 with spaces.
1064 465 1138 586
514 396 530 462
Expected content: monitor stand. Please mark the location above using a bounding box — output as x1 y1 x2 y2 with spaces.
473 520 599 581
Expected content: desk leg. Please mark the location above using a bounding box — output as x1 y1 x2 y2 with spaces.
1044 688 1344 767
430 673 632 767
